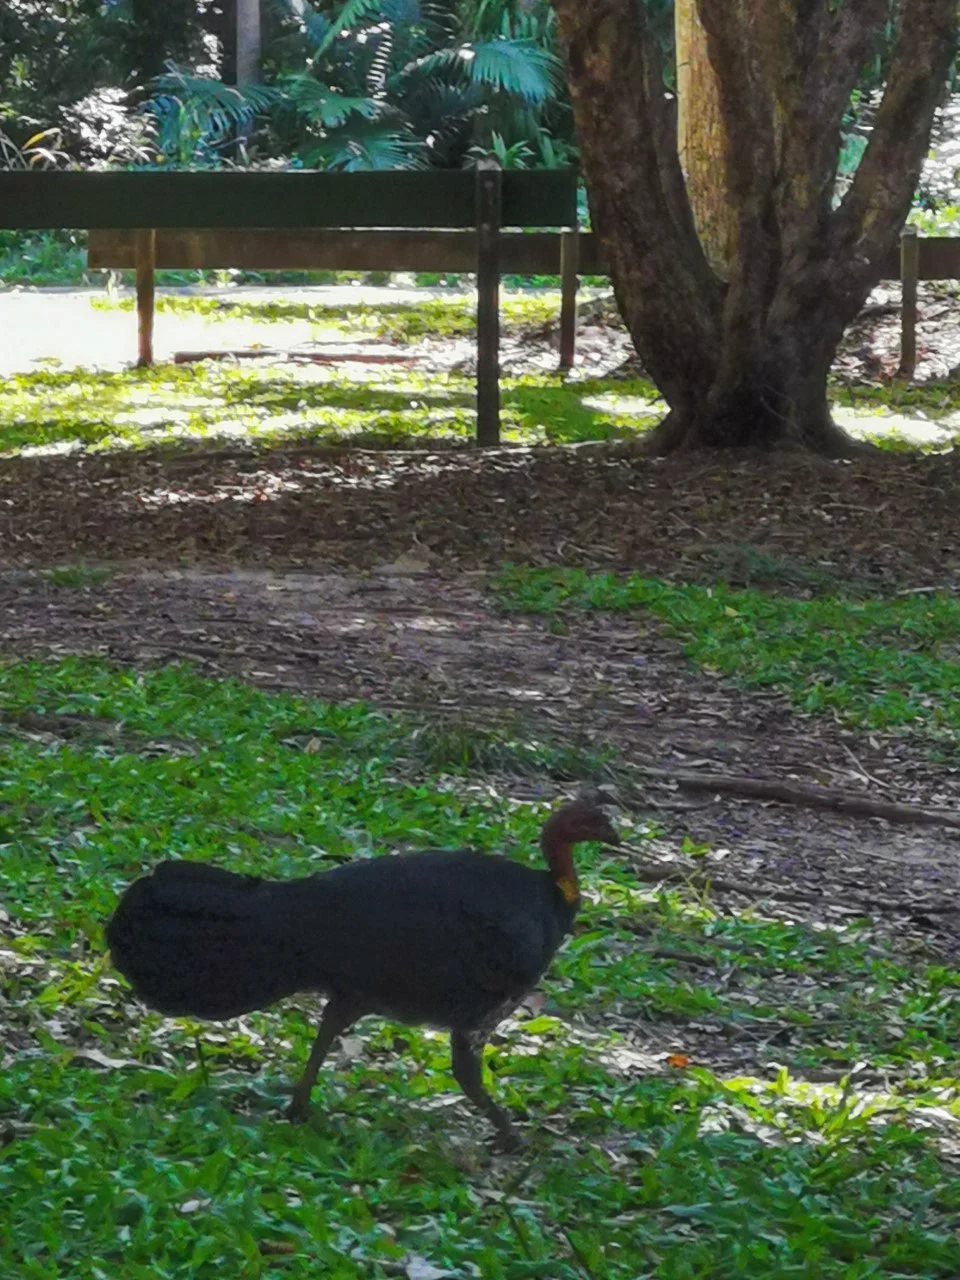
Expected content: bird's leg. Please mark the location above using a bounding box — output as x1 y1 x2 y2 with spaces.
450 1031 522 1151
287 994 362 1123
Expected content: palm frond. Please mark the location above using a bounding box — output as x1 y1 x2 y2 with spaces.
367 25 395 96
277 74 381 127
143 68 279 165
463 0 555 41
270 0 332 51
465 39 564 106
466 132 535 168
381 0 423 24
148 68 278 124
392 47 464 90
312 0 384 59
301 119 427 170
403 78 479 162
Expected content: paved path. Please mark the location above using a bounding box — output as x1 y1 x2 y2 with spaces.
0 283 463 376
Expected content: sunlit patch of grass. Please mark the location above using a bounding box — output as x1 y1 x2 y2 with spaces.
89 291 562 342
0 363 661 455
831 399 960 454
857 426 958 455
503 381 660 442
12 288 956 458
0 657 957 1276
831 378 960 417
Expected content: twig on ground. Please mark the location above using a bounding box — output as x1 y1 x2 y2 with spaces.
622 846 960 916
838 741 890 793
633 766 960 831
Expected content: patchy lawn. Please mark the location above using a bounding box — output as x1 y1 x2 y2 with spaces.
0 363 655 455
0 657 957 1279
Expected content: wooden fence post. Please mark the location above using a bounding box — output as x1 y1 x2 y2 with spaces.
898 225 919 381
559 227 579 371
135 228 156 367
475 160 502 446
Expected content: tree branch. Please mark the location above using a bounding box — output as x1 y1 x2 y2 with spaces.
772 0 886 253
829 0 957 316
635 765 960 832
806 0 887 142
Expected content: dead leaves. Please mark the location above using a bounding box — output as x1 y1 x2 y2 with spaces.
0 435 958 596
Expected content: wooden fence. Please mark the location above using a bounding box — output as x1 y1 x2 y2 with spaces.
0 167 579 445
82 224 960 386
0 169 954 427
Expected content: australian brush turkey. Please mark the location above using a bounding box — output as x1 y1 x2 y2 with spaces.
105 798 619 1148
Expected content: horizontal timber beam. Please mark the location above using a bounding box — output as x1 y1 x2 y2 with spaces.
85 229 958 284
87 228 607 275
0 169 579 231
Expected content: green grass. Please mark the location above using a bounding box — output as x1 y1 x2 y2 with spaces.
89 292 563 342
0 657 957 1277
0 363 658 455
493 569 960 747
832 377 960 420
3 288 956 456
39 565 114 589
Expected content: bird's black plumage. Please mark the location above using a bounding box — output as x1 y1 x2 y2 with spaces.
106 799 619 1146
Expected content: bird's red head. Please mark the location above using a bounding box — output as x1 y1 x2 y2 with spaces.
540 798 619 904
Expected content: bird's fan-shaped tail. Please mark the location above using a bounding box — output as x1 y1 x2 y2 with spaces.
106 861 310 1019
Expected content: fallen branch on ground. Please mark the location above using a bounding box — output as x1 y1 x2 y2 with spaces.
634 766 960 831
172 349 415 365
622 848 960 916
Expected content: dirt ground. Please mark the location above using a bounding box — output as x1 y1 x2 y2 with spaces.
1 437 958 593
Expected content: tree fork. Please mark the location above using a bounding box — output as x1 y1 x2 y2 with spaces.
553 0 957 453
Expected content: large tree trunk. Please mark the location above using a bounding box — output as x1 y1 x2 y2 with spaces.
553 0 956 453
675 0 734 279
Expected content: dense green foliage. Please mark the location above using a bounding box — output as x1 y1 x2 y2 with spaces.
0 0 942 176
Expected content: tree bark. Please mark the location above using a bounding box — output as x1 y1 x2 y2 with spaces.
236 0 262 88
553 0 957 453
674 0 734 278
552 0 721 423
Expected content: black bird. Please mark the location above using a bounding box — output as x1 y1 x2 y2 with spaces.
106 798 619 1147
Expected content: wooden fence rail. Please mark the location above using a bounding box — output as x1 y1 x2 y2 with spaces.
79 224 960 386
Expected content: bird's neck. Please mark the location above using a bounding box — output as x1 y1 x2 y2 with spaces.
541 837 579 905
